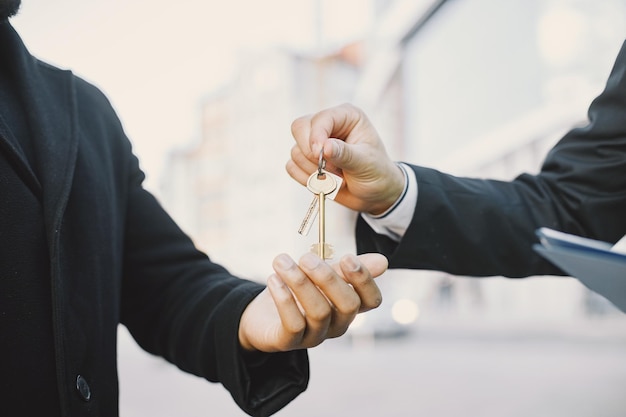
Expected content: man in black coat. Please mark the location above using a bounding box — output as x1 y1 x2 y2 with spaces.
287 41 626 278
0 2 388 416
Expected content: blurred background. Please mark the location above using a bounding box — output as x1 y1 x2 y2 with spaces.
12 0 626 416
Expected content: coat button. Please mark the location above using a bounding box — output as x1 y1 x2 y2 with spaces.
76 375 91 401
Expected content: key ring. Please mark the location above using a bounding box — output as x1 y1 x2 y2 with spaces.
317 149 325 176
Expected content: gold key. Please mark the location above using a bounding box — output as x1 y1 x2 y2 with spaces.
297 151 342 259
307 169 336 259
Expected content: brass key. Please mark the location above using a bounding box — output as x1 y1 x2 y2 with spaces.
297 151 343 259
307 170 336 259
298 149 342 234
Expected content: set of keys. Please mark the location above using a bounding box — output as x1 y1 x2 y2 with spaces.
298 151 343 260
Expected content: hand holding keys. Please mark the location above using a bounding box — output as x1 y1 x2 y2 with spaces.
298 151 343 260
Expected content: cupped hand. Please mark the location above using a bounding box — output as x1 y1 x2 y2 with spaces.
238 252 387 352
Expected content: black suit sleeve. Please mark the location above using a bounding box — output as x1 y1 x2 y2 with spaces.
120 149 308 417
357 40 626 278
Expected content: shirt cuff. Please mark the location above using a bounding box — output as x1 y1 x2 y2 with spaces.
360 163 417 242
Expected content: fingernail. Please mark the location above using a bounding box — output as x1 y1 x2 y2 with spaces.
343 254 360 272
300 252 321 269
275 254 295 270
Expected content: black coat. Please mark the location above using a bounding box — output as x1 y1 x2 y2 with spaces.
357 40 626 278
0 21 307 417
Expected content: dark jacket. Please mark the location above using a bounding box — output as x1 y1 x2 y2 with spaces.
0 21 307 417
357 40 626 278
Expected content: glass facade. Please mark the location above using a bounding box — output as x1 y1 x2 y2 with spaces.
401 0 626 172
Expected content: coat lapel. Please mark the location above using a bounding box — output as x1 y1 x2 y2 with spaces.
0 21 41 197
2 21 79 246
25 65 79 241
0 112 42 197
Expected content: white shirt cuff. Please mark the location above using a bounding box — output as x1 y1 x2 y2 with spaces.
360 163 417 242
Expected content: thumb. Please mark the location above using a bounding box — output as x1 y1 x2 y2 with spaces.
330 253 388 279
323 138 362 172
355 253 389 278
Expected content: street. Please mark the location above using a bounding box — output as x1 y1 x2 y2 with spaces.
118 314 626 417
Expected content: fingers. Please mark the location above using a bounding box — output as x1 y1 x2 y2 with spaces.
308 103 365 154
266 274 306 332
322 138 359 173
272 254 334 348
338 253 386 313
290 103 365 160
242 252 387 353
288 104 371 187
286 144 317 186
290 114 314 158
271 252 383 348
289 103 406 214
297 253 362 339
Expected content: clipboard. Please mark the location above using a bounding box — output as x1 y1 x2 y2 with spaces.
534 227 626 313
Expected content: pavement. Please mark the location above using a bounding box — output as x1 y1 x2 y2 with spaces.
117 313 626 417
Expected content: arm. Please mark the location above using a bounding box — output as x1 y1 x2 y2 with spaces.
356 164 568 277
375 39 626 277
287 42 626 278
120 150 387 416
119 160 301 416
70 50 387 416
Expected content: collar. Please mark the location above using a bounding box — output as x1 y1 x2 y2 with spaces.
0 21 79 245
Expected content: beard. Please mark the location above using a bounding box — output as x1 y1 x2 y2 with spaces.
0 0 21 20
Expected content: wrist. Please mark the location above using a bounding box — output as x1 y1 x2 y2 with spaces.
238 306 258 352
238 329 255 352
367 163 407 216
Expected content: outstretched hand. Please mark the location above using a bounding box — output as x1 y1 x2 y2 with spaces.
238 252 387 352
286 103 405 215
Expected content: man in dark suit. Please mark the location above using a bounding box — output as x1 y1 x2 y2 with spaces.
287 41 626 278
0 2 388 416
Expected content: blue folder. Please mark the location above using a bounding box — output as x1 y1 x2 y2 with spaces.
534 227 626 313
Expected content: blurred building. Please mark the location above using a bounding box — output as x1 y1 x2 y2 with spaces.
161 0 626 318
361 0 626 320
160 43 365 280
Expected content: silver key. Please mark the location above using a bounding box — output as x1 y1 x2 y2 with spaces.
298 195 320 236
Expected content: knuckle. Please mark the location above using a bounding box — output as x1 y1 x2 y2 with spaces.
333 324 351 338
290 144 300 159
290 118 301 135
272 288 293 304
339 102 354 112
336 295 360 316
291 116 309 136
287 273 309 288
304 337 325 349
277 339 298 352
277 265 308 288
287 320 306 336
315 271 336 287
346 271 369 287
341 102 361 118
285 159 295 176
280 321 306 346
307 304 331 322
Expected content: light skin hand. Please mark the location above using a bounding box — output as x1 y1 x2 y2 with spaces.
238 252 387 352
286 103 405 215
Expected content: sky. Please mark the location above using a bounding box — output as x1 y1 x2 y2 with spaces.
11 0 372 189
